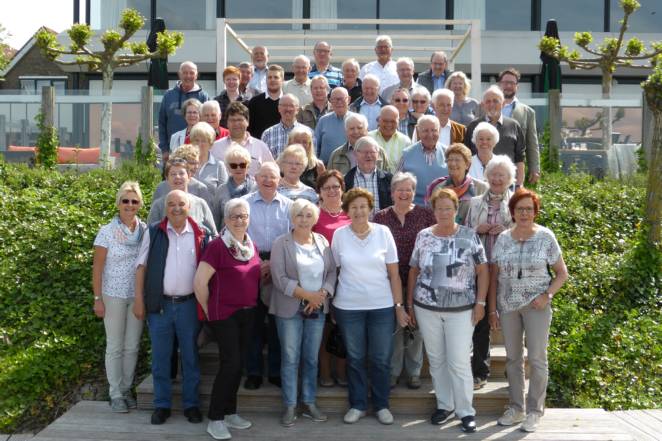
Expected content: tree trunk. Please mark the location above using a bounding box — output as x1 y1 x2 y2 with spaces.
645 110 662 246
100 64 114 167
601 71 618 178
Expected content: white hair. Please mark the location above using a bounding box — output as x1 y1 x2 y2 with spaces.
224 198 250 220
432 88 455 107
396 57 414 69
354 136 380 152
344 112 368 131
293 54 311 66
375 35 393 47
342 58 360 72
411 86 431 102
416 114 440 130
483 85 505 102
472 121 500 145
280 93 300 108
390 171 417 192
484 154 516 185
362 73 381 88
179 61 198 72
289 198 320 224
201 100 221 114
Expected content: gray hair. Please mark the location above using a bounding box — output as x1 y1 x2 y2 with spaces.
310 75 329 90
289 198 320 224
390 172 417 192
432 88 454 107
411 86 431 102
375 35 393 48
354 136 380 152
344 112 368 131
396 57 415 69
482 85 505 102
201 100 221 114
430 51 448 63
484 154 516 185
280 93 300 108
362 73 381 88
224 198 250 220
181 98 202 113
179 61 198 73
416 114 440 130
116 181 143 207
292 54 311 66
471 121 500 145
342 58 360 72
164 189 190 211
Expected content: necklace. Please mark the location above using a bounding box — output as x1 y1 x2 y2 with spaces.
351 223 371 238
322 205 343 217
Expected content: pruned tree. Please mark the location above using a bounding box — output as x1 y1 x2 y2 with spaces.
35 9 183 166
641 64 662 245
574 108 625 136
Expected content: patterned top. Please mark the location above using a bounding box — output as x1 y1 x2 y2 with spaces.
277 182 319 203
354 170 380 215
261 122 314 159
410 225 487 311
491 226 562 313
309 64 343 88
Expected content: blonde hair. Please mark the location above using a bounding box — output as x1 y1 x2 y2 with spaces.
224 144 252 165
287 127 316 170
278 144 308 169
189 122 216 145
115 181 143 207
171 144 200 162
289 198 320 224
445 71 472 96
430 187 459 211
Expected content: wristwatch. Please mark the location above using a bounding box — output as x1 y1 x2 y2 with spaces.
476 300 486 306
94 296 101 301
394 303 404 308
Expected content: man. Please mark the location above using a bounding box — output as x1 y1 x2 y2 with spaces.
158 61 209 160
328 113 390 175
308 41 343 88
360 35 399 94
417 51 451 94
315 87 354 164
211 101 273 177
242 162 293 390
464 86 526 186
200 100 229 139
247 46 269 96
248 65 284 139
369 105 412 169
349 74 386 131
238 61 254 99
297 75 332 130
431 88 466 149
261 93 314 158
498 68 541 183
345 136 393 213
283 54 312 106
382 57 416 103
134 189 212 425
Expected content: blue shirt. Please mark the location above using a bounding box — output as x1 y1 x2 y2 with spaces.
502 98 517 118
309 64 343 89
242 191 293 253
315 111 354 164
432 73 447 91
397 142 448 205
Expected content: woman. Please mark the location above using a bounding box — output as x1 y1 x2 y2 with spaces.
389 88 412 137
92 181 147 413
408 188 488 434
446 71 480 126
193 198 262 441
426 143 488 224
214 66 245 128
217 145 257 224
189 122 229 193
465 155 516 390
287 127 325 189
277 144 319 203
373 172 435 390
170 98 202 152
341 58 362 104
270 199 337 427
313 170 351 387
490 189 568 433
331 188 409 425
468 122 500 181
408 86 433 138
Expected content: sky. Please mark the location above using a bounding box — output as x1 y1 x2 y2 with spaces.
2 0 75 50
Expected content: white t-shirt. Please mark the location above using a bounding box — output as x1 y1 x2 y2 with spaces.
331 223 398 310
295 242 325 292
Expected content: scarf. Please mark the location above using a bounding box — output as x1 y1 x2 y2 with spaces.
113 216 145 246
221 227 255 261
227 176 254 199
425 174 475 203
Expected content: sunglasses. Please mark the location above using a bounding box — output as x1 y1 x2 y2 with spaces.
121 199 140 205
229 163 247 169
393 98 409 103
412 100 427 105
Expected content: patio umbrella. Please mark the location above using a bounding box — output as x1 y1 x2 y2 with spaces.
147 18 169 90
539 19 562 92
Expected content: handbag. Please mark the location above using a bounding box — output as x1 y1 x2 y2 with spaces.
325 323 347 359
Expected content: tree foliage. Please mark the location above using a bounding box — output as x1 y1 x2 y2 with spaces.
0 23 11 74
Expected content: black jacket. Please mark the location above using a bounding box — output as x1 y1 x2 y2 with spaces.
345 167 393 210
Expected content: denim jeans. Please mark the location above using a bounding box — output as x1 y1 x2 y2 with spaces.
335 306 394 411
275 311 325 407
147 297 200 409
246 298 281 377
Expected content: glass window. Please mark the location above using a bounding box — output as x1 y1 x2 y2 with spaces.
378 0 445 31
610 0 662 33
542 0 604 32
157 1 210 30
336 0 377 30
91 0 150 30
226 0 297 30
485 0 531 30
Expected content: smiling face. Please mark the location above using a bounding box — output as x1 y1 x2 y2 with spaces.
178 64 198 89
293 206 317 232
361 78 379 103
267 70 283 94
375 40 393 65
499 73 518 100
319 176 342 205
239 65 252 86
289 133 312 153
310 78 329 104
227 114 248 138
225 204 249 239
513 197 536 227
346 119 368 145
167 165 190 191
165 191 190 225
201 106 220 131
391 90 409 115
118 190 141 217
356 143 379 174
430 53 447 77
446 152 469 181
412 93 430 114
347 196 372 225
433 95 453 121
281 153 305 181
292 58 311 82
226 155 249 181
330 88 350 115
342 63 358 86
378 108 399 139
278 95 298 125
252 46 268 69
256 164 280 198
417 120 439 149
449 77 465 97
486 165 510 195
184 104 200 127
224 73 240 92
482 91 503 120
476 129 497 156
314 42 332 67
391 179 415 208
396 61 414 85
432 196 457 226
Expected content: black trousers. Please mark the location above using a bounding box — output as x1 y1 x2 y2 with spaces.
207 307 256 420
471 313 491 379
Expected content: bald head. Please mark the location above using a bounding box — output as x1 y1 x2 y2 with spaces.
252 46 269 69
330 87 350 116
378 105 400 138
164 189 190 226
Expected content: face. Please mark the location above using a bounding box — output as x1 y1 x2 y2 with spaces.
433 197 457 225
227 114 248 137
430 54 447 76
392 181 414 206
289 134 311 151
487 165 510 194
202 107 220 130
226 156 249 180
356 144 379 173
278 96 298 124
513 197 536 226
342 64 358 84
225 205 249 237
314 43 331 66
362 79 379 103
397 62 414 83
346 119 368 145
292 59 310 81
417 121 439 148
190 135 211 154
166 192 190 224
239 65 252 85
347 196 371 224
167 165 190 191
449 77 465 96
375 40 393 64
281 154 305 180
184 105 200 127
319 177 342 203
433 95 452 120
118 191 141 216
224 73 240 91
178 64 197 88
257 166 280 195
412 94 429 114
184 156 201 176
499 73 518 100
330 90 349 115
391 91 409 115
293 207 316 231
311 79 328 102
482 91 503 119
446 152 469 178
476 129 497 155
252 47 268 69
378 109 398 138
267 70 283 94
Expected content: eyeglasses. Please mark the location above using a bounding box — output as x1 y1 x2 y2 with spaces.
321 184 341 192
121 199 140 205
283 160 304 167
229 163 247 169
393 98 409 103
412 100 427 105
515 207 535 213
229 214 249 221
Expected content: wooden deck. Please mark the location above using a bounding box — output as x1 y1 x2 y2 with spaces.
30 401 661 441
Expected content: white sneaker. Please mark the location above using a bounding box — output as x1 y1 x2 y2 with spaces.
498 407 526 426
207 420 232 440
343 408 366 424
224 413 252 430
520 413 541 432
376 408 394 425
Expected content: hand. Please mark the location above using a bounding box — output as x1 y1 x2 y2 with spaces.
471 304 485 326
528 172 540 184
93 298 105 318
489 224 506 235
475 223 492 234
260 260 271 284
408 305 417 328
395 307 410 328
306 290 327 310
488 311 500 330
133 299 145 321
531 292 550 309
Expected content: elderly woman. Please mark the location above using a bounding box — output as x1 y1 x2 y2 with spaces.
408 87 434 136
373 172 435 390
465 155 516 390
415 88 465 147
92 181 147 412
214 66 245 128
341 58 362 104
189 122 229 193
201 100 230 140
170 98 201 152
287 127 325 189
408 188 488 433
426 143 488 224
194 198 261 441
490 189 568 433
468 122 500 181
270 199 337 427
446 71 479 126
390 88 412 137
332 188 409 425
217 145 258 224
277 144 319 203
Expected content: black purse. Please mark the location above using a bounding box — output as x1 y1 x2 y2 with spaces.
325 323 347 359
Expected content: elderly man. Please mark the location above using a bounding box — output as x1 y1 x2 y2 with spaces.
349 74 386 131
134 189 212 425
242 162 293 390
297 75 332 130
398 115 449 205
248 65 284 139
158 61 209 160
309 41 343 88
261 93 314 158
360 35 399 94
238 61 254 99
345 136 393 213
247 46 269 96
430 88 465 149
382 57 416 103
464 86 525 186
369 105 412 169
315 86 354 163
211 102 273 177
498 67 540 183
342 58 363 104
416 51 451 94
283 55 312 106
200 100 229 139
328 113 390 175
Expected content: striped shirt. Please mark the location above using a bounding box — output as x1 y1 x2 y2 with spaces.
261 121 314 158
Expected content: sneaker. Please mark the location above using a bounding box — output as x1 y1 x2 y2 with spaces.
319 377 335 387
497 407 526 426
390 376 399 389
460 415 477 433
407 375 422 389
473 376 487 390
123 394 137 409
225 413 252 430
343 408 366 424
302 403 328 422
520 413 541 432
110 398 128 413
431 408 455 425
207 420 232 440
336 377 348 387
376 408 394 425
281 406 297 427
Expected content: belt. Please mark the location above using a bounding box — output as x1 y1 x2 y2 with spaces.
259 251 271 260
162 293 195 304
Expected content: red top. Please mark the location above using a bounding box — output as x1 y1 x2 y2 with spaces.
185 127 229 144
313 209 351 244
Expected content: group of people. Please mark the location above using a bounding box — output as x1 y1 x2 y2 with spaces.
93 35 568 441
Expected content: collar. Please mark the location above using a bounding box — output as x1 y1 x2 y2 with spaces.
485 114 504 125
419 141 443 152
177 81 202 93
166 219 193 235
254 190 287 205
439 119 452 129
266 90 283 101
293 77 311 86
358 167 377 177
361 97 380 106
430 71 445 80
280 120 297 130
